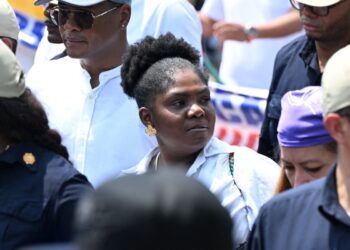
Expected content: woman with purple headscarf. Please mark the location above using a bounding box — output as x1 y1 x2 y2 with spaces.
275 86 337 193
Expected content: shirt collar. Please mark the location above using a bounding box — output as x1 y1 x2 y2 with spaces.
319 164 350 226
0 142 40 172
299 38 319 71
187 137 234 176
128 137 234 176
80 64 122 89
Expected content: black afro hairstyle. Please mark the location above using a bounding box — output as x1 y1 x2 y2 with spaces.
121 33 208 108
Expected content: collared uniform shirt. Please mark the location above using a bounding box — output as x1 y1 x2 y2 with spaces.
126 137 279 249
26 57 157 187
0 142 92 250
247 165 350 250
258 35 322 161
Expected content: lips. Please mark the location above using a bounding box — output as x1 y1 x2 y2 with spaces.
187 124 209 132
64 35 86 44
302 22 318 31
301 17 320 32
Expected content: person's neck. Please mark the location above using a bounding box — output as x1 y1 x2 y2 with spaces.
156 148 200 171
316 38 350 72
81 40 128 89
336 150 350 216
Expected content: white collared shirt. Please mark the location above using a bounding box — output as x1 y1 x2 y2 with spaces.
128 137 279 248
27 57 157 187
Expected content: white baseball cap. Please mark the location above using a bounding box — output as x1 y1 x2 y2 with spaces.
58 0 131 7
34 0 59 6
0 0 20 40
322 45 350 115
0 41 25 98
297 0 341 7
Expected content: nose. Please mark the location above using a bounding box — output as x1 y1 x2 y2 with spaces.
188 103 205 118
61 12 82 31
44 7 50 18
293 169 310 187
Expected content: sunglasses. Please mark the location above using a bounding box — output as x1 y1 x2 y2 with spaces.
50 4 122 30
290 0 343 16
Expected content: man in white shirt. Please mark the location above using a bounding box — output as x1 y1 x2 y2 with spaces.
33 0 67 63
27 0 157 187
34 0 202 65
199 0 302 89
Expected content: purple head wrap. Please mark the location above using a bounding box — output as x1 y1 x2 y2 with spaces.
277 86 333 148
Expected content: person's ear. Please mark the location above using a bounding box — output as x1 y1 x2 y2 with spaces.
324 113 347 144
1 37 14 51
139 107 153 127
119 4 131 29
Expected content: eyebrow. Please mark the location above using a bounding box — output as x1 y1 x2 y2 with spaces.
281 159 322 166
168 88 210 96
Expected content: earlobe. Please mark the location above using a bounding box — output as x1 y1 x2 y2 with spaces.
324 113 345 144
119 5 131 28
1 37 14 51
139 107 152 127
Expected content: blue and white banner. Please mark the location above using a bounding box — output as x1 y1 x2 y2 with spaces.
210 82 267 150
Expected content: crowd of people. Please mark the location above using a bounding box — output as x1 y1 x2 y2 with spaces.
1 0 350 249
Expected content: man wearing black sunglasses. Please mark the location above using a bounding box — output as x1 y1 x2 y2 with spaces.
258 0 350 163
34 0 67 63
26 0 158 187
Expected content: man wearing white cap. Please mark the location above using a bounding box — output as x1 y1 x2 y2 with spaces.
258 0 350 162
27 0 157 187
33 0 202 64
0 0 20 53
247 45 350 250
33 0 67 63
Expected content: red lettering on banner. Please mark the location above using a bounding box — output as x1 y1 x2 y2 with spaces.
215 124 260 150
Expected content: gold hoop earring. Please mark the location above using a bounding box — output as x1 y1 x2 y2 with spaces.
145 124 157 136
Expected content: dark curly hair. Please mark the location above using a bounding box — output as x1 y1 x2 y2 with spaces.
121 33 208 108
0 88 69 160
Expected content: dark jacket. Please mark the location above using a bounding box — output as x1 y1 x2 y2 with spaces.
257 35 322 162
246 165 350 250
0 142 93 250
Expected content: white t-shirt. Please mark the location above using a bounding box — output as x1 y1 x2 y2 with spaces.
128 0 202 54
126 137 280 248
201 0 300 89
26 57 157 187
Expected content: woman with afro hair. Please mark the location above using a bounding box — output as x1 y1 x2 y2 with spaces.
121 33 279 250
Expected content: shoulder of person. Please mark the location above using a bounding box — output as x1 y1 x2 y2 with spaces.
275 35 309 62
26 57 78 87
262 177 325 214
234 146 279 170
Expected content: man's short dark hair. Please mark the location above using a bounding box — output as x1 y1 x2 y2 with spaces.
335 106 350 121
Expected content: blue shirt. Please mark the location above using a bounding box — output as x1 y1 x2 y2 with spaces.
246 165 350 250
257 35 322 162
0 142 93 250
